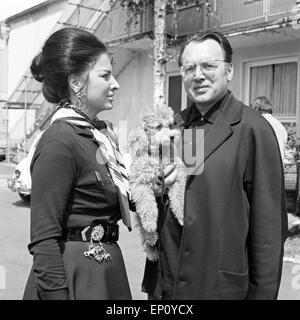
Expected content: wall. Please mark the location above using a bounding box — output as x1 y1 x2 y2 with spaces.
4 0 66 143
8 109 36 141
0 25 9 101
101 50 154 135
7 1 66 97
231 38 300 105
0 23 9 142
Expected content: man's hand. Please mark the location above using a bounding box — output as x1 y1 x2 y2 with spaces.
163 164 178 185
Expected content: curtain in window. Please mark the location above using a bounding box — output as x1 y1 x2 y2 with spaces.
249 65 273 104
249 62 297 116
272 62 297 116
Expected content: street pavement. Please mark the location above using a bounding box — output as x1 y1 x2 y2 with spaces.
0 161 300 300
278 261 300 300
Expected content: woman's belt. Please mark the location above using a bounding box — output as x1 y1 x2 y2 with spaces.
66 223 119 264
66 223 119 243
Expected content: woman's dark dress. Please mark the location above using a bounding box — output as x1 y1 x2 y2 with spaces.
23 120 132 300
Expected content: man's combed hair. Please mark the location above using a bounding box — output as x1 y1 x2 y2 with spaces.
178 31 233 67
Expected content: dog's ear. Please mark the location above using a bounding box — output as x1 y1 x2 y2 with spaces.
172 128 183 145
128 128 149 157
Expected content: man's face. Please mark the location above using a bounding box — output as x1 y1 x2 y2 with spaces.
181 39 233 109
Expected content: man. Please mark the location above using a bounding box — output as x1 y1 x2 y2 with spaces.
251 96 288 161
142 31 287 300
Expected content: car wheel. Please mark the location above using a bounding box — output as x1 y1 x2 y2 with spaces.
19 193 30 202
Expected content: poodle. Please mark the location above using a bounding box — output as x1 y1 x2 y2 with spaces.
128 105 186 261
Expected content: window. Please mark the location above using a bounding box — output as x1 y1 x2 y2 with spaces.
167 74 193 113
168 75 182 114
248 60 298 118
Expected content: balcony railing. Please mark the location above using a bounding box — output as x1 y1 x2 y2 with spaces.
94 1 153 44
269 0 298 16
95 0 211 42
216 0 298 28
99 0 300 41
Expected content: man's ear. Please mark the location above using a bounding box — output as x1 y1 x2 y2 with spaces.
68 75 84 93
227 63 234 82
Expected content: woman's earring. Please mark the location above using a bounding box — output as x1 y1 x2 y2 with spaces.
73 86 87 110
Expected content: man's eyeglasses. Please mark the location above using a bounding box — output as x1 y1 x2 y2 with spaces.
180 59 227 78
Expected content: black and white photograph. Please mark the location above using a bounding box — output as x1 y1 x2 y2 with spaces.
0 0 300 304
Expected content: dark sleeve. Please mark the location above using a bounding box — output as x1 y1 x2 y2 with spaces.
244 122 288 300
28 139 75 300
128 198 136 212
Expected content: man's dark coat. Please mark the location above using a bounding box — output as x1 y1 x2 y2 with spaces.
143 91 288 300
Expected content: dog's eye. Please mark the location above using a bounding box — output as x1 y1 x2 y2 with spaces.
146 123 163 131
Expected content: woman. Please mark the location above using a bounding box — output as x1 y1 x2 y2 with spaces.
23 27 132 300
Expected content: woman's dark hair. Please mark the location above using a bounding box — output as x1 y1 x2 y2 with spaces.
31 27 107 103
178 31 233 66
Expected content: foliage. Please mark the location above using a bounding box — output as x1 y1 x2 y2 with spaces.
120 0 152 17
119 0 214 12
120 0 151 30
284 237 300 259
283 123 299 172
120 0 196 14
120 0 216 32
285 219 300 257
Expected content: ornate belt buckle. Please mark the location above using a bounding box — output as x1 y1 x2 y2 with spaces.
83 224 112 263
91 225 105 241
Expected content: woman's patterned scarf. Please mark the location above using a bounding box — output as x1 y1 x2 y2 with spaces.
51 106 131 230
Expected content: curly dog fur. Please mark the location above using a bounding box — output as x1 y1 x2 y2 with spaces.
128 106 186 261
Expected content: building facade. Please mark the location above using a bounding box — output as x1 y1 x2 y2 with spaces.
0 0 67 159
1 0 300 159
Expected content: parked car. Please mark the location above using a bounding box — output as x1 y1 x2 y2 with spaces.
7 131 44 201
0 148 5 161
0 142 6 161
